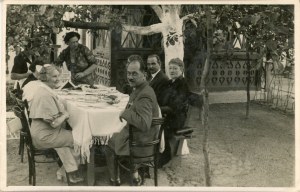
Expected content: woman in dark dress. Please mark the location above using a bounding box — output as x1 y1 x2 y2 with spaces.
159 58 193 167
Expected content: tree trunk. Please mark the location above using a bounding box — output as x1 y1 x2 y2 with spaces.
122 5 185 78
161 19 184 77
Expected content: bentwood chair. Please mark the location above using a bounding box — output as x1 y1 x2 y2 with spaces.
115 117 165 186
8 90 28 163
174 92 203 139
12 102 61 186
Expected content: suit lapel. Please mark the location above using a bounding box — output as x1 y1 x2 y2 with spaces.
149 71 161 86
126 82 148 108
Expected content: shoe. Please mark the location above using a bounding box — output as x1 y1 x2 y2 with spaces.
56 167 67 182
57 172 67 182
139 167 151 179
109 178 121 186
132 175 143 186
68 172 84 184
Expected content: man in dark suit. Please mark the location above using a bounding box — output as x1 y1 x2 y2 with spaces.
105 55 160 186
147 54 169 106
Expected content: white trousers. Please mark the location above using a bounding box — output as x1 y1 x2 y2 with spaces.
55 147 81 173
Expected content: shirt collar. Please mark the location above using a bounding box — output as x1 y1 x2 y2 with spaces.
151 70 161 80
135 81 148 90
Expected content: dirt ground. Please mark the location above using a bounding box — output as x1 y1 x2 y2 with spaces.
5 102 295 189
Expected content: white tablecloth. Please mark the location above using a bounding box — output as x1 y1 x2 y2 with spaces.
56 89 129 162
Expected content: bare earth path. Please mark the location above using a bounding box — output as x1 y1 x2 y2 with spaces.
6 103 294 188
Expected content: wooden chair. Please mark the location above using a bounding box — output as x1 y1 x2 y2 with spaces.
8 90 27 162
115 117 165 186
173 95 202 155
174 92 203 139
12 102 61 186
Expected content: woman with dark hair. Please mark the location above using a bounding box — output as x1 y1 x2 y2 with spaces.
55 31 97 86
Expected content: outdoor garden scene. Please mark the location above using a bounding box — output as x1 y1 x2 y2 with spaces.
4 4 295 189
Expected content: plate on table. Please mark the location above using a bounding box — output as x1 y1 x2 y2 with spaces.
76 102 108 108
67 90 86 95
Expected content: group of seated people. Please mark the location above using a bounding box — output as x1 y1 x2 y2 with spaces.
11 32 196 186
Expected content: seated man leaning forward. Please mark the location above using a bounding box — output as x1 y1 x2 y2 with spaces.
23 64 84 184
105 55 160 186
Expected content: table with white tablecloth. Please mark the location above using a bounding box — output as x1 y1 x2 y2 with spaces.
55 85 170 185
55 86 129 163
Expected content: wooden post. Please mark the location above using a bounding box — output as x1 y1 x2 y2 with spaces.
246 45 251 118
265 60 273 103
201 6 212 187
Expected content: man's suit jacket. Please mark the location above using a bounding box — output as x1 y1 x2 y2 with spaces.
108 82 160 156
149 70 169 106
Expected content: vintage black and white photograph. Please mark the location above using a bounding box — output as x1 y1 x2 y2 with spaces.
1 0 297 190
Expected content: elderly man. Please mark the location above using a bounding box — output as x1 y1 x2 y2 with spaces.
105 54 160 186
146 54 169 105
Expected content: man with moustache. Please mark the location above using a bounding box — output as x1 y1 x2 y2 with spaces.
105 54 160 186
146 54 169 106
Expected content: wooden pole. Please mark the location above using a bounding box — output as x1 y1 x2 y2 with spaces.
265 61 273 103
201 6 212 187
246 44 250 118
63 20 110 30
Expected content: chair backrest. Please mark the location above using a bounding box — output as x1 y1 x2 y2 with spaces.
12 102 34 149
188 91 203 109
128 117 164 163
8 87 23 104
15 97 31 124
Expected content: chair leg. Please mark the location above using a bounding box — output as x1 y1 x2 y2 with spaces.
129 159 134 186
18 134 22 155
154 156 158 186
32 161 36 186
65 172 71 186
20 136 24 163
113 155 118 183
154 165 158 186
27 149 32 185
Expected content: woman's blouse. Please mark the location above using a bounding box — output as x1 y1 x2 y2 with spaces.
55 44 97 85
29 86 65 122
